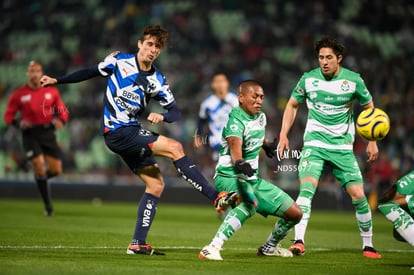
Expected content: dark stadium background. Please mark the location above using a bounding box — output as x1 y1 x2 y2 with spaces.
0 0 413 209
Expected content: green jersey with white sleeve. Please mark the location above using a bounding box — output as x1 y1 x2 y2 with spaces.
215 106 266 179
291 67 372 150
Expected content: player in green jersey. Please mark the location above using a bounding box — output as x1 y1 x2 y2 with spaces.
277 37 382 258
198 80 303 261
378 171 414 246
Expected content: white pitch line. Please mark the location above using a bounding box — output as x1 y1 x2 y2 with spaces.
0 245 413 253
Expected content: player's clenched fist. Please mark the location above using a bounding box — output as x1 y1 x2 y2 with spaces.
147 112 164 124
40 75 57 87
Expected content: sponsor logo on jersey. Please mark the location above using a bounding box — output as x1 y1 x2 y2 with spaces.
341 80 350 91
301 159 308 168
44 93 52 100
337 96 351 101
245 138 262 150
296 86 305 95
312 79 319 87
115 96 138 114
310 92 317 100
325 96 334 101
138 128 152 136
118 59 136 78
121 68 130 77
21 94 31 103
148 82 156 93
259 115 264 126
230 124 239 131
121 90 140 102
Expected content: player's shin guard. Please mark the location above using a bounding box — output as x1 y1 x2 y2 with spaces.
352 197 373 248
267 218 297 245
174 156 218 201
132 192 159 245
294 181 316 242
378 201 414 246
35 174 52 211
211 203 255 249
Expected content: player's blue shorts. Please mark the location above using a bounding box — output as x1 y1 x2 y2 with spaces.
104 126 159 173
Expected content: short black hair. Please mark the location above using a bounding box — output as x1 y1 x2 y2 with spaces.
314 37 345 57
238 79 262 94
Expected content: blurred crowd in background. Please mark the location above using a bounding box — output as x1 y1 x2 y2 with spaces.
0 0 413 192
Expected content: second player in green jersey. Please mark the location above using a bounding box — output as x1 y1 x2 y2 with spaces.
279 37 381 258
199 80 302 261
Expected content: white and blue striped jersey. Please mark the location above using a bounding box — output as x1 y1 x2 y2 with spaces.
199 92 238 149
98 51 175 133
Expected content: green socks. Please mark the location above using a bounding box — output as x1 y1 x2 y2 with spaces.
352 197 373 247
378 201 414 245
211 203 256 249
294 181 316 242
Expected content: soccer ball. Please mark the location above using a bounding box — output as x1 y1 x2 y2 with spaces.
356 108 390 141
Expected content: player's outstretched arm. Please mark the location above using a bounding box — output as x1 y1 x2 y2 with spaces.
279 97 300 155
40 66 101 87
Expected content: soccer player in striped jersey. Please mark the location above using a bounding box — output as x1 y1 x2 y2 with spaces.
40 25 236 256
378 171 414 246
195 73 238 162
199 80 302 261
276 37 381 258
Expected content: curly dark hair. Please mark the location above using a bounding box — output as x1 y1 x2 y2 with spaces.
314 37 345 57
140 25 168 49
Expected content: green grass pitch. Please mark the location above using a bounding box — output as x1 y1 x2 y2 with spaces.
0 199 413 274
